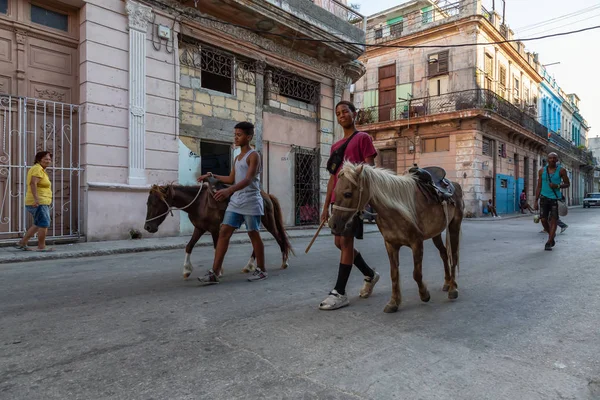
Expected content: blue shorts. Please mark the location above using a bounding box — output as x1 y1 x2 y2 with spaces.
26 205 51 228
222 211 261 231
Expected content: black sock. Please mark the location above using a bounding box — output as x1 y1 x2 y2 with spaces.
333 263 352 295
354 253 375 279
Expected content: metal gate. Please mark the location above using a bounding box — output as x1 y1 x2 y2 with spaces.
294 147 320 226
0 95 82 243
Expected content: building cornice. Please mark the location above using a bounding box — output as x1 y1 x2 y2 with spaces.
143 0 346 80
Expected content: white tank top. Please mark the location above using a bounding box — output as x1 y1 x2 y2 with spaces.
227 149 264 216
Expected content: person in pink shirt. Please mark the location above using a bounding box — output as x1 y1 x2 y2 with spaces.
318 101 380 310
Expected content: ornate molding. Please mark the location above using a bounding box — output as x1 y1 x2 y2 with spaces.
154 0 344 78
15 30 27 45
255 60 267 75
334 79 346 98
35 89 66 103
130 105 145 117
343 60 367 84
126 0 153 32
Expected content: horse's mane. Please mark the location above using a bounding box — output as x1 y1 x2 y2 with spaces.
340 163 420 230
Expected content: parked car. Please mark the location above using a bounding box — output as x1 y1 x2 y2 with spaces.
583 192 600 208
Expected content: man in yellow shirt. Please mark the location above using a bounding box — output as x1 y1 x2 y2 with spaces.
16 151 53 251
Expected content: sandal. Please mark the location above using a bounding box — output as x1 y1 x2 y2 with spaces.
36 247 55 252
14 244 30 251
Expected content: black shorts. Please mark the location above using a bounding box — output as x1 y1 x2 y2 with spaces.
335 214 364 240
540 196 558 221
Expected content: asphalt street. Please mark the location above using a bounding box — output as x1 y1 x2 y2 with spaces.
1 208 599 400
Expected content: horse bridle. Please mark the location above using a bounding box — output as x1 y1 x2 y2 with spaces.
331 170 370 226
145 184 204 223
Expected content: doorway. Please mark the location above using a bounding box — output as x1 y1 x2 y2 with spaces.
201 142 231 176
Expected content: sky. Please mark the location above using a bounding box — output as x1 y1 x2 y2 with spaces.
352 0 600 138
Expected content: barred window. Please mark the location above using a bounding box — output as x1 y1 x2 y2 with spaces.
180 38 252 95
482 137 492 156
267 67 319 105
485 177 492 192
199 47 233 94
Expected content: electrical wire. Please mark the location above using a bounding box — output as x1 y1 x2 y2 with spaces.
144 0 600 50
513 4 600 33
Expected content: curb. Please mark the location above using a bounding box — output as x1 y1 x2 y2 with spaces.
0 229 380 265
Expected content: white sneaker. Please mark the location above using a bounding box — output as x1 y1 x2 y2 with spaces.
318 290 349 310
359 271 380 298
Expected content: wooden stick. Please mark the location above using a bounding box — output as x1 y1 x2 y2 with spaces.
305 219 327 254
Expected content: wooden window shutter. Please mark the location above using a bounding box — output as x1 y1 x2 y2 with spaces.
438 50 449 74
484 54 493 76
499 65 506 87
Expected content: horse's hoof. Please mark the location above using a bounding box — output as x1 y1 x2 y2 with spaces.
183 273 191 280
383 304 399 313
448 289 459 300
442 284 450 292
421 291 431 303
281 262 289 270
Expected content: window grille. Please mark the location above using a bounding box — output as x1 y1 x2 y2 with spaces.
179 38 257 94
482 137 492 156
266 67 320 105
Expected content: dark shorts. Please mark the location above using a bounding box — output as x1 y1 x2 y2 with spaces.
334 214 364 240
26 205 51 228
540 197 558 221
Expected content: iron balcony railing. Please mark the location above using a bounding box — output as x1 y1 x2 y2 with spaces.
357 89 549 140
312 0 366 30
548 131 596 165
366 1 461 44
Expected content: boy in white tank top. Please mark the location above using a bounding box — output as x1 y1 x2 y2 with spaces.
196 122 267 284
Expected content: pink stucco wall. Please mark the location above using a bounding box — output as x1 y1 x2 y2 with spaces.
79 0 179 240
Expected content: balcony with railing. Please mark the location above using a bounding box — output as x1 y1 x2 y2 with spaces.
356 89 549 140
178 0 366 64
311 0 366 30
366 1 465 45
266 0 366 46
547 131 596 166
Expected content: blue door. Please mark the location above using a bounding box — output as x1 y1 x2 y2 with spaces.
515 177 524 212
495 174 515 214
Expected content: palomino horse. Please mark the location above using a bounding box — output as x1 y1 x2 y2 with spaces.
144 182 293 279
329 163 464 313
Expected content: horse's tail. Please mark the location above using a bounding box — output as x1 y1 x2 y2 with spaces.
269 193 295 260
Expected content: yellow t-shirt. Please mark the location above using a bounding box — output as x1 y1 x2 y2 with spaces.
25 164 52 206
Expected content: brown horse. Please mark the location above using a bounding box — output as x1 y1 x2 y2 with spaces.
144 182 293 279
329 163 464 313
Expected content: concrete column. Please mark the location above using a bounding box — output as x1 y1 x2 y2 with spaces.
333 79 346 141
254 61 266 157
254 61 266 188
125 0 152 186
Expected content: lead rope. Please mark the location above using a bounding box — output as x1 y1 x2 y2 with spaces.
145 184 204 223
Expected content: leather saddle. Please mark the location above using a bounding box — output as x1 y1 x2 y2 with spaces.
408 164 455 202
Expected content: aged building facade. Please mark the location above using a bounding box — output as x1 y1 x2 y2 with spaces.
353 0 595 216
0 0 366 242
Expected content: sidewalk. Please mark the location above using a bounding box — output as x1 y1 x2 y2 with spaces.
0 223 381 264
466 205 580 222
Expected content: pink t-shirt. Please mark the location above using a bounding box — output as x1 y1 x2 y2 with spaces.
330 131 377 203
